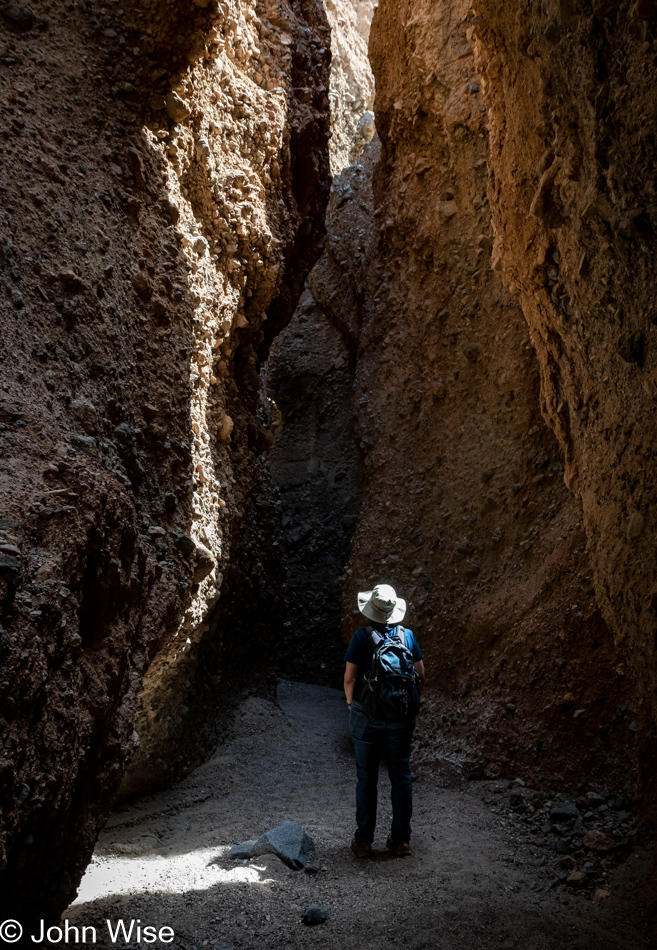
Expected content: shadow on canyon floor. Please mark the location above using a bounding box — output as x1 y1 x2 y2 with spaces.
58 683 656 950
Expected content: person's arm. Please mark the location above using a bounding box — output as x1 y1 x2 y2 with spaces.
414 660 425 690
344 661 359 707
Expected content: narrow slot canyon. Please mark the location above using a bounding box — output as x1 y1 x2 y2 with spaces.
1 0 657 946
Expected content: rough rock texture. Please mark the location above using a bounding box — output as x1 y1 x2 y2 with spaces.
265 0 373 681
470 0 657 814
0 0 329 922
323 0 375 173
321 0 637 789
267 287 361 682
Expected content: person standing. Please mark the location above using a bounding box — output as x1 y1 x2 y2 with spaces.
344 583 425 858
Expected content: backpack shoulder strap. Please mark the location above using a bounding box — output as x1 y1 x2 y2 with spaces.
365 624 383 648
395 625 407 648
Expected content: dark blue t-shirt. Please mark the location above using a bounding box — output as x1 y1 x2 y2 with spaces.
344 625 423 684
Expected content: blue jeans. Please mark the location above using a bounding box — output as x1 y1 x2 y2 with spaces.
349 705 415 845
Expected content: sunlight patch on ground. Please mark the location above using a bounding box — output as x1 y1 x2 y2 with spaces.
73 847 273 905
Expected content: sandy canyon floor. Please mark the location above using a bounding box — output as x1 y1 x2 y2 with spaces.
60 683 654 950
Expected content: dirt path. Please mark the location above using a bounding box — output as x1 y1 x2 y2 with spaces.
64 683 653 950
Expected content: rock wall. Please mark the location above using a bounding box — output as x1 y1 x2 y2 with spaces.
265 0 373 682
330 0 637 789
0 0 329 921
324 0 376 173
470 0 657 814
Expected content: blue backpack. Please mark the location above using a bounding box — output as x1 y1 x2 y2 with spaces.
359 625 421 721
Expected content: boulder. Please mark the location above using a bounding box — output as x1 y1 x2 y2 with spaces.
251 821 314 870
228 840 256 860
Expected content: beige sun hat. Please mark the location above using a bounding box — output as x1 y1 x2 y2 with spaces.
357 583 406 624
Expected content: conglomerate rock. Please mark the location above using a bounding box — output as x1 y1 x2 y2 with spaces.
265 0 374 680
470 0 657 814
0 0 329 922
323 0 375 173
324 0 637 789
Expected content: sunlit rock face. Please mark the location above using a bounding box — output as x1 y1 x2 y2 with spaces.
324 0 376 173
0 0 329 922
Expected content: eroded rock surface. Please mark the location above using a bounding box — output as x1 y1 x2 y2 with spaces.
324 0 375 173
471 0 657 812
0 0 329 921
265 0 374 680
322 0 637 789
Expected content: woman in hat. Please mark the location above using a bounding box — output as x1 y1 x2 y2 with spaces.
344 583 425 858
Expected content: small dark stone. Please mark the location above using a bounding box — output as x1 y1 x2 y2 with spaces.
550 838 572 854
302 904 327 926
587 791 606 808
0 554 21 586
72 435 96 453
544 22 561 43
164 492 178 512
173 532 196 558
549 802 580 821
512 802 530 814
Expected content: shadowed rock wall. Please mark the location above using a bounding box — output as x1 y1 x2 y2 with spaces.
471 0 657 814
0 0 329 922
264 0 373 683
330 0 637 789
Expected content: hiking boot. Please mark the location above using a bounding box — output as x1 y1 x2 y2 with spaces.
351 838 373 858
386 835 412 857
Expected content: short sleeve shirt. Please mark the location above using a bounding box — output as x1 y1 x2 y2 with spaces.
344 625 423 690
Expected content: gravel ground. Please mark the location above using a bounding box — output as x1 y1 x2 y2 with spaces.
60 682 654 950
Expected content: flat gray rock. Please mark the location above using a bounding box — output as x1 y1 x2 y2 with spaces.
228 839 256 859
251 821 314 870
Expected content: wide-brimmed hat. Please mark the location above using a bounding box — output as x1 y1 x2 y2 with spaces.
357 583 406 624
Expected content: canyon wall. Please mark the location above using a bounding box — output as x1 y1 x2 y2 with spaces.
323 0 375 172
326 0 638 788
470 0 657 814
0 0 329 920
265 0 373 682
